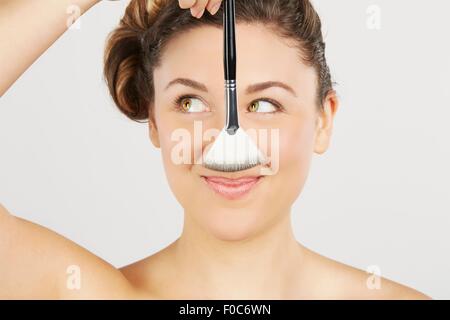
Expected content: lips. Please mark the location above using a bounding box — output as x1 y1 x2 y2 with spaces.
202 176 263 200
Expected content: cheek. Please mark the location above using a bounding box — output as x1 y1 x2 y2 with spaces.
280 118 316 167
268 116 317 205
153 111 198 205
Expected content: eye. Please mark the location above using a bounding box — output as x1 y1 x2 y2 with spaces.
248 100 280 113
175 96 209 113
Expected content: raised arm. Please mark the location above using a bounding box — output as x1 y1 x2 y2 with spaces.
0 0 99 96
0 0 142 299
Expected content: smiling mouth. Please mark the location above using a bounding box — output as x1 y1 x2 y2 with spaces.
201 175 264 200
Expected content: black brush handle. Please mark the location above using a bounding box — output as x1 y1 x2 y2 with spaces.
224 0 239 135
224 0 236 80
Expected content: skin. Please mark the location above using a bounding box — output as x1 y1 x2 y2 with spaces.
0 0 431 299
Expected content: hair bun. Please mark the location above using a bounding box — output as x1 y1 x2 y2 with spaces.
103 0 153 122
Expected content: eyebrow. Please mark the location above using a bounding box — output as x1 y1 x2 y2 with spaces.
165 78 298 97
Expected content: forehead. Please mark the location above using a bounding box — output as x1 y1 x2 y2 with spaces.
153 23 316 93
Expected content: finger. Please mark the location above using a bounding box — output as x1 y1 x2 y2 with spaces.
190 0 208 18
206 0 222 15
178 0 197 9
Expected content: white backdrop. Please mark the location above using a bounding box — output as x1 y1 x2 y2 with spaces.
0 0 449 299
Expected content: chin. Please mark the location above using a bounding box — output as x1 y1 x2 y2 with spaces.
196 205 272 242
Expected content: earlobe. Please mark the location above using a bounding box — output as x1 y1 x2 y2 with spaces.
314 92 339 154
314 114 329 155
149 121 161 149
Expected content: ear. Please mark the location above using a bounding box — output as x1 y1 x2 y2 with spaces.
149 118 161 149
314 90 339 154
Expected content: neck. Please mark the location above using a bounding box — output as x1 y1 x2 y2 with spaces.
170 208 305 299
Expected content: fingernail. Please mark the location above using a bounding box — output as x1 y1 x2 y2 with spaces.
208 2 221 15
193 8 205 18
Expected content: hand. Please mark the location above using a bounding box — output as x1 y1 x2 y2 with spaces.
178 0 223 18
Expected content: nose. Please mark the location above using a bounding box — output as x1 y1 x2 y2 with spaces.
206 88 251 133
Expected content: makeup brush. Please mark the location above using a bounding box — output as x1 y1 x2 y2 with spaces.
203 0 266 172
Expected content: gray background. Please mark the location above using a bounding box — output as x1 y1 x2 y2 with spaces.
0 0 449 299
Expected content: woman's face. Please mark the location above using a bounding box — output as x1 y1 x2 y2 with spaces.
151 23 337 241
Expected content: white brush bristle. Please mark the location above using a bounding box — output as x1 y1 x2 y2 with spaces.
203 128 267 172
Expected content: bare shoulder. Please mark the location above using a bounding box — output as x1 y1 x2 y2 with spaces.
301 246 431 300
0 203 138 299
120 242 177 299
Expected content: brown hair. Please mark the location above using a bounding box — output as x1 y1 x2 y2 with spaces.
104 0 334 123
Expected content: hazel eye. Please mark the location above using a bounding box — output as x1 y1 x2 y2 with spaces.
248 100 278 113
179 97 209 113
181 97 206 113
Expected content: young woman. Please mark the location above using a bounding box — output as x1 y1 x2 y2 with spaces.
0 0 430 299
